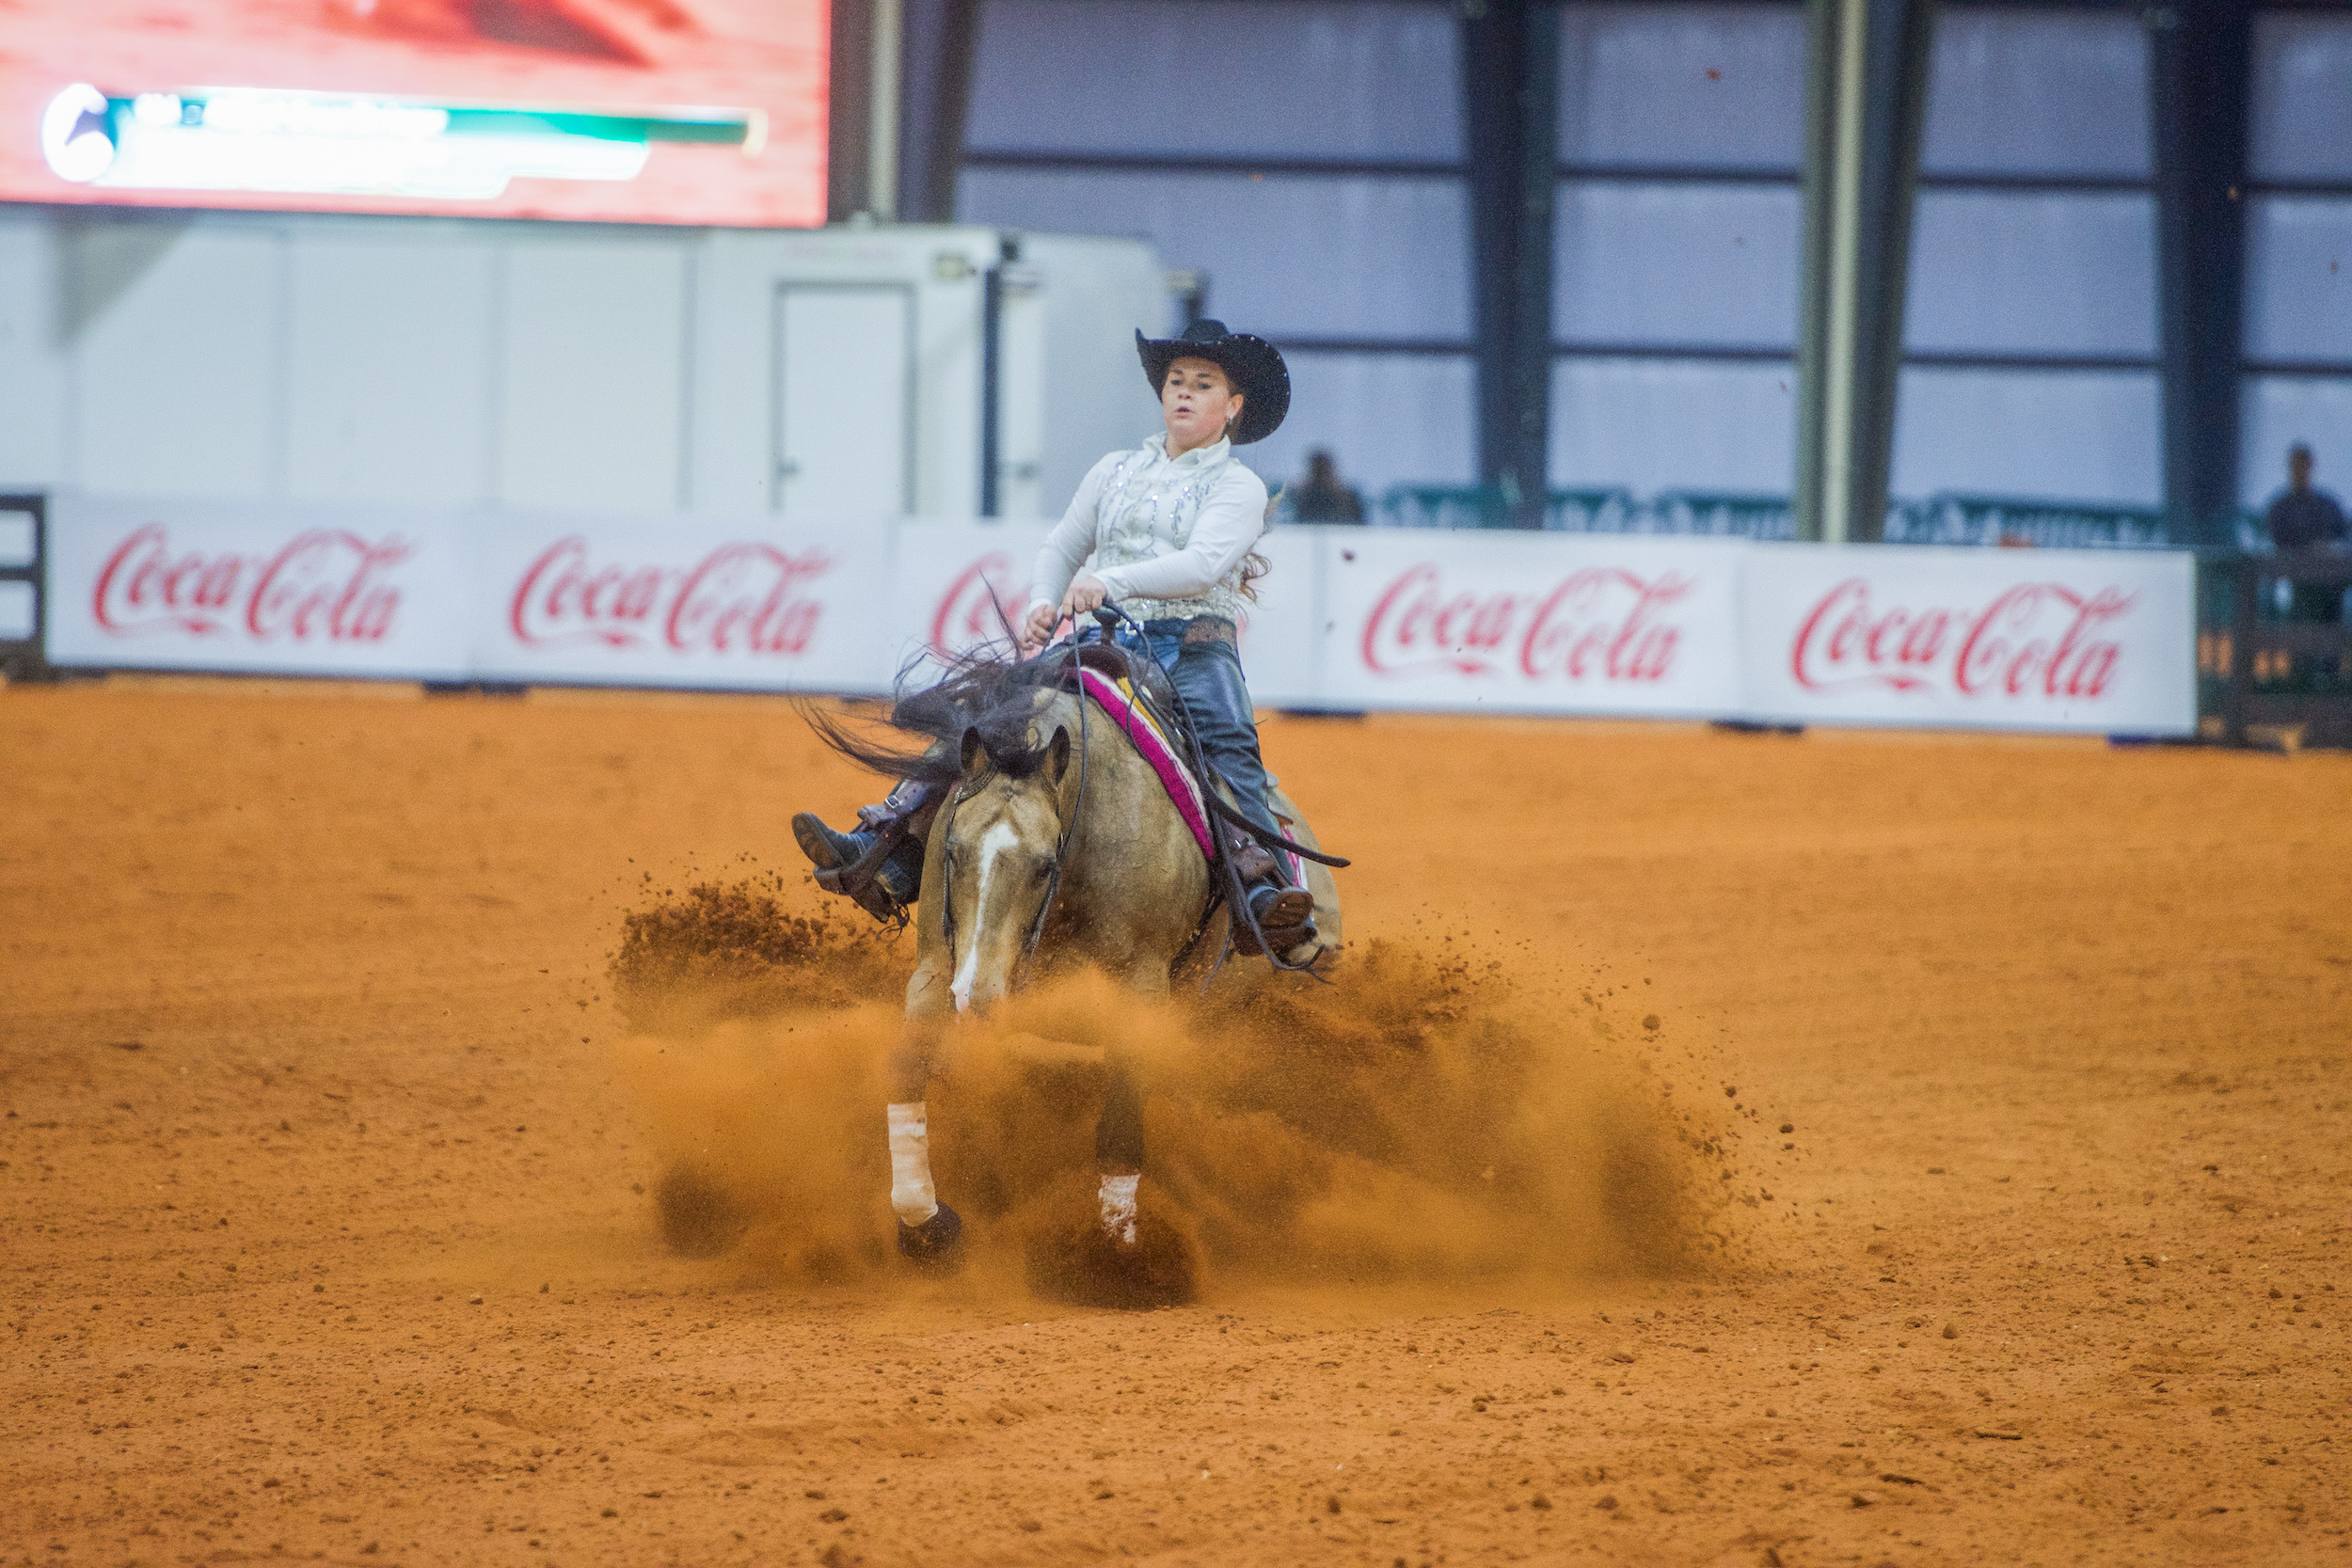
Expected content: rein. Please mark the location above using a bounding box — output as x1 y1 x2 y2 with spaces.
936 665 1092 980
1025 677 1089 962
936 605 1345 988
1086 607 1343 980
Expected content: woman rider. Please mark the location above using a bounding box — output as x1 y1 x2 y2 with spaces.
792 319 1317 946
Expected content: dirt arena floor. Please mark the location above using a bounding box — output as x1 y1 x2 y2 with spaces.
4 676 2347 1568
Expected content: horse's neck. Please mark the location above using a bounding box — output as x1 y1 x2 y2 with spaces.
1051 689 1165 830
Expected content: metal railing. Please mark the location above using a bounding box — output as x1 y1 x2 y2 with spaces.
1884 494 2171 549
0 494 46 682
1363 484 2192 550
2199 552 2352 747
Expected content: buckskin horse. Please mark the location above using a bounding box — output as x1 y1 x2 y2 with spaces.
811 622 1343 1307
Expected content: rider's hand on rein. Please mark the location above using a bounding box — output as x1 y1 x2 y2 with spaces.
1058 572 1111 620
1018 602 1061 655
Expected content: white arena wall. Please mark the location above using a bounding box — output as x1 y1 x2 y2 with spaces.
40 493 2198 736
0 209 1164 525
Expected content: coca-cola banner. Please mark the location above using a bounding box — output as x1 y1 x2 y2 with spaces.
42 495 2199 735
1740 544 2196 732
1318 531 1746 716
46 493 472 678
1232 528 1321 710
881 520 1324 708
471 515 891 691
887 521 1053 684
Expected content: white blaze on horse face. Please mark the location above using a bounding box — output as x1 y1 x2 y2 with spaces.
950 819 1023 1014
1099 1172 1139 1246
886 1101 938 1226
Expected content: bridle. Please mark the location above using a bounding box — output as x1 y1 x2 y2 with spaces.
937 662 1091 981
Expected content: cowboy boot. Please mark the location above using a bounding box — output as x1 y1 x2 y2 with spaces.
791 816 913 920
794 779 937 921
1226 829 1316 946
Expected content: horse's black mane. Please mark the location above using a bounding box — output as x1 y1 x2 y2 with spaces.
805 640 1073 784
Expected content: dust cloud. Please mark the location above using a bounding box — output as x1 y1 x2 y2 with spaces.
611 881 1751 1301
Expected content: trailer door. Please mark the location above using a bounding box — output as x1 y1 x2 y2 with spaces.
773 283 914 515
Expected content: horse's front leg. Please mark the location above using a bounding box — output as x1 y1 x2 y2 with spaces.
887 959 962 1265
1092 964 1168 1247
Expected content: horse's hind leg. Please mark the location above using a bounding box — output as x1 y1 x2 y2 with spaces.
1094 1053 1145 1245
1092 962 1166 1245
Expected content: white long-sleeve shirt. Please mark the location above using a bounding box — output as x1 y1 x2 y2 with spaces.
1028 434 1269 624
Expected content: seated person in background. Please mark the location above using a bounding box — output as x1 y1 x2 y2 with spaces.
2265 442 2348 556
1290 448 1366 523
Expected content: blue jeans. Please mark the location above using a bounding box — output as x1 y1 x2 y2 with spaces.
1114 618 1283 843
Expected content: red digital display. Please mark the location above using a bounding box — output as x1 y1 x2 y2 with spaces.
7 0 828 225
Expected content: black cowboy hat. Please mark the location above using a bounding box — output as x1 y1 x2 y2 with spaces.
1135 319 1289 445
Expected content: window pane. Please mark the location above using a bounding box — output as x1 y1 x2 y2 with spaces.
960 169 1470 340
2245 198 2352 364
1250 353 1476 500
1555 182 1799 349
1550 357 1796 495
967 0 1460 161
1893 367 2160 505
1906 191 2157 356
1921 8 2150 177
2250 12 2352 182
1556 3 1806 169
2240 377 2352 509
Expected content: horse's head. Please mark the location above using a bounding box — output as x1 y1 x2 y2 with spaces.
940 720 1074 1014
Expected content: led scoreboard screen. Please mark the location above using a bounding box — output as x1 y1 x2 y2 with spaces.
7 0 828 226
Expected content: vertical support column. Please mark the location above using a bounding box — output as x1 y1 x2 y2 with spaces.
1462 0 1559 530
826 0 905 223
980 242 1007 517
826 0 876 223
896 0 981 224
1795 0 1935 544
868 0 903 221
2151 0 2252 547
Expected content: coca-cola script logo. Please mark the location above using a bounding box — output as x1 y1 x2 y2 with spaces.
928 551 1030 657
1790 578 2136 700
509 535 834 656
1360 562 1693 682
93 523 410 642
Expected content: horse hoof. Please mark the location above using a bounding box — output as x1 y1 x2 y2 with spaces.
897 1202 963 1268
1025 1180 1199 1311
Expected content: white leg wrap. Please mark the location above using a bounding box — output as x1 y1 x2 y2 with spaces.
887 1101 939 1226
1098 1172 1139 1246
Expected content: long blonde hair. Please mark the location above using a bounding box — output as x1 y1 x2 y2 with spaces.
1239 489 1277 602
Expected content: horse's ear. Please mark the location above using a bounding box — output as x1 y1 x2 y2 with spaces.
1044 725 1072 785
960 725 985 775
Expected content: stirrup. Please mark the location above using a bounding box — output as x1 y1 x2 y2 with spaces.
1234 883 1315 958
792 812 905 924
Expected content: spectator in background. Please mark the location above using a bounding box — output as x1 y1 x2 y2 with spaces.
2263 443 2349 691
2265 442 2347 554
1290 449 1366 523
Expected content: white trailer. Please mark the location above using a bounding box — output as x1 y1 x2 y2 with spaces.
0 209 1167 523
